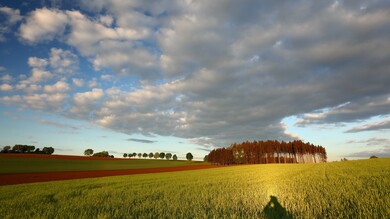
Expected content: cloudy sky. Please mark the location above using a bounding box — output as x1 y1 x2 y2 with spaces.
1 0 390 160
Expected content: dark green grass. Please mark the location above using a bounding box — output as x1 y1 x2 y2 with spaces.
0 156 205 174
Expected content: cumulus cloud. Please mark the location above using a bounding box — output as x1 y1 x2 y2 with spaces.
19 8 69 43
3 0 390 149
0 84 13 91
43 80 70 93
0 74 12 82
0 7 22 41
72 78 84 87
2 93 67 111
49 48 79 74
69 88 105 117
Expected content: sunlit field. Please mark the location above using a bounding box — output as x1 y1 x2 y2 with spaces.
0 158 388 218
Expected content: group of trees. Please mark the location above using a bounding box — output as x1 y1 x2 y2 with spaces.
206 140 327 165
84 149 114 158
122 152 181 161
1 145 55 155
123 152 192 160
84 149 194 161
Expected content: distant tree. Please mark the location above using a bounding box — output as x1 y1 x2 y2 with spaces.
165 153 172 160
203 155 208 162
128 153 133 158
149 152 154 159
109 155 114 158
1 146 11 153
93 151 110 157
84 149 94 156
42 147 55 155
159 152 165 159
370 155 378 159
132 152 137 157
173 154 178 160
34 148 41 153
186 152 193 161
154 152 160 159
123 153 128 158
143 153 148 158
137 153 142 158
341 158 348 162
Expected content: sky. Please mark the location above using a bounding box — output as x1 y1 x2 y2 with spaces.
0 0 390 161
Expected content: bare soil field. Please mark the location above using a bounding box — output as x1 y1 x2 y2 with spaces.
0 165 219 186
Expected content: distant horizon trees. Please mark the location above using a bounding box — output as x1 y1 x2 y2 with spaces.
186 152 193 161
206 140 327 165
92 151 114 158
118 151 180 160
84 149 94 156
1 145 54 155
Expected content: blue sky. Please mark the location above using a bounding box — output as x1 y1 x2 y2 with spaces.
1 0 390 160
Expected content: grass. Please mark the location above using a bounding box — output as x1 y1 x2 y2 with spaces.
0 156 204 173
0 158 389 218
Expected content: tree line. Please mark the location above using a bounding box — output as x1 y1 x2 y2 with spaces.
1 145 55 155
205 140 327 165
84 149 194 161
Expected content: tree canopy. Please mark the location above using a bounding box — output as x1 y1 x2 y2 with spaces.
207 140 327 165
186 152 193 161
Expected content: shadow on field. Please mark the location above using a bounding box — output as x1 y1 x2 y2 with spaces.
262 196 293 219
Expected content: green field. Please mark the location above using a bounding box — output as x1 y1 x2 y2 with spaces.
0 158 389 218
0 156 204 174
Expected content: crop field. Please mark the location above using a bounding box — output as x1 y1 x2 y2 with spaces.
0 154 204 174
0 158 389 218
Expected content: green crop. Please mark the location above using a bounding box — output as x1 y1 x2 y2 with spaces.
0 158 389 218
0 157 204 174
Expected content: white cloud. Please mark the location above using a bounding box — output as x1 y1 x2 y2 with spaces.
88 77 99 88
43 81 70 93
19 8 69 43
49 48 78 74
0 74 12 82
0 7 22 41
0 84 13 91
72 78 84 87
2 93 67 111
101 74 113 81
28 68 53 83
15 83 42 93
0 7 22 24
22 93 68 111
1 95 22 104
74 88 104 104
28 57 48 69
70 88 105 116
